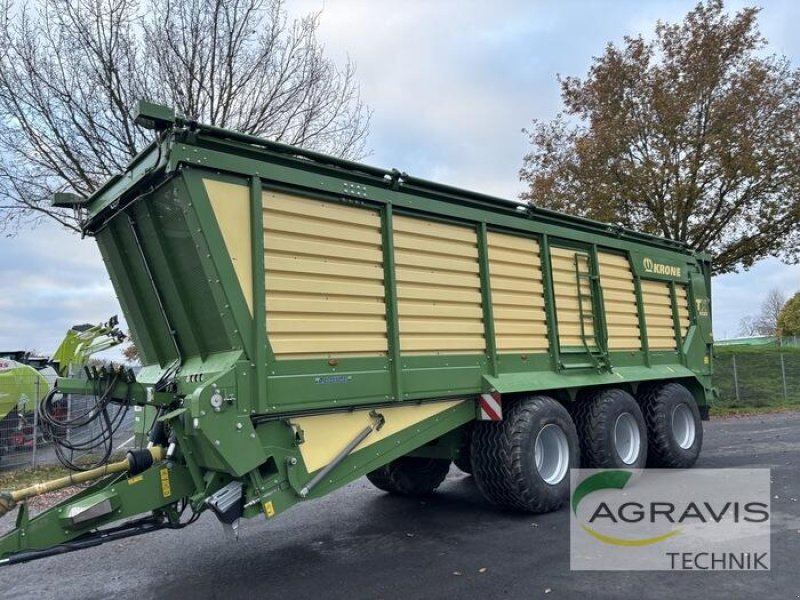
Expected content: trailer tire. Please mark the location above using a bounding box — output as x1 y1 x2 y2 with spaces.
471 395 579 513
454 425 473 474
571 388 647 469
454 450 473 475
639 383 702 468
366 457 451 497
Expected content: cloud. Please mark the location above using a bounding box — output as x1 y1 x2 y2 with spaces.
712 259 800 339
0 0 797 355
0 223 125 358
290 0 800 338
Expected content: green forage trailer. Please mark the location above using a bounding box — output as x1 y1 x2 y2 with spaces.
0 102 713 564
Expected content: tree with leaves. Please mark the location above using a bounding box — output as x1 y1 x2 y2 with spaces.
0 0 370 232
520 0 800 274
778 292 800 336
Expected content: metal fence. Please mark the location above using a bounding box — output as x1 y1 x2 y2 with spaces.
1 352 797 472
716 335 800 348
0 372 135 472
714 351 800 409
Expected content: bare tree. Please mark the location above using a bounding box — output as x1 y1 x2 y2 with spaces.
739 288 786 336
755 289 787 336
0 0 370 232
122 339 140 364
737 315 758 337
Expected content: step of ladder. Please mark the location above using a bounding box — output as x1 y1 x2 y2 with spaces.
560 362 597 370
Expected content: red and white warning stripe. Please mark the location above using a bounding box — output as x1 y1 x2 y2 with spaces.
479 392 502 421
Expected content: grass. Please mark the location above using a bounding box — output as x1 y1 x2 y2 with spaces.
713 350 800 411
712 346 800 415
715 344 800 354
711 402 800 417
0 450 127 490
0 463 73 490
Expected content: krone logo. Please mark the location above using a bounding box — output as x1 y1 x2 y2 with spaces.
642 257 681 278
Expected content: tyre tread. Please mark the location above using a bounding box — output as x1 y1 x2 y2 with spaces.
639 382 702 468
366 457 451 496
571 388 647 468
472 396 578 513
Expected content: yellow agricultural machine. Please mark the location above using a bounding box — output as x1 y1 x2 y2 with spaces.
0 318 125 465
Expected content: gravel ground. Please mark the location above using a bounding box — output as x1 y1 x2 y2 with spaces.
1 411 798 600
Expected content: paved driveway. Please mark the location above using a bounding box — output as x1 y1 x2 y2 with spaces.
1 411 798 599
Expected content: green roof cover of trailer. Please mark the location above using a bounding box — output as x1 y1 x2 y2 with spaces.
76 102 698 258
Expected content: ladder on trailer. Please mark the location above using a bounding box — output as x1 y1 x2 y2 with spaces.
566 252 610 372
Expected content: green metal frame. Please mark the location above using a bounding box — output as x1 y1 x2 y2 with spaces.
77 118 715 454
381 204 403 400
477 223 498 377
0 461 196 558
78 119 715 415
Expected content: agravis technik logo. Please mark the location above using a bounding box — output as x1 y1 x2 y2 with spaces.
570 469 771 571
572 470 682 546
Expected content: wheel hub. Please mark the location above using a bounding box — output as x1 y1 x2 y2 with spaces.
534 424 570 485
671 404 696 449
613 412 641 465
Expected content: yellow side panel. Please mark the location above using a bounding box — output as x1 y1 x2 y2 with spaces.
598 252 640 351
641 280 677 350
487 232 547 353
263 192 387 358
204 179 253 315
293 400 465 473
550 247 595 348
394 215 484 355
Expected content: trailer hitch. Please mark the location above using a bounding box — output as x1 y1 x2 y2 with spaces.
0 447 163 519
0 515 176 567
0 446 198 565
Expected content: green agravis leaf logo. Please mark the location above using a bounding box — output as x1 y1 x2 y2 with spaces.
572 471 681 547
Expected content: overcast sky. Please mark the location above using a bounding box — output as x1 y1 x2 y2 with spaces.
0 0 798 357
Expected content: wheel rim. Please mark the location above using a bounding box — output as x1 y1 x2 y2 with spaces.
671 404 696 449
613 412 641 465
534 424 570 485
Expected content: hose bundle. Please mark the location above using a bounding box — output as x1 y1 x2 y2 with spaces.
37 372 132 471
